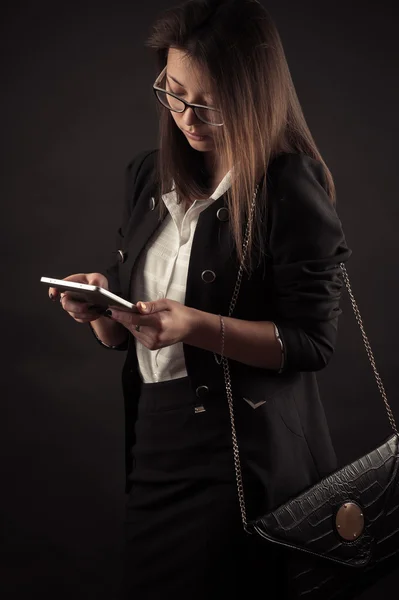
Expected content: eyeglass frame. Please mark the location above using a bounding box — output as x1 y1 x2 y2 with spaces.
152 66 224 127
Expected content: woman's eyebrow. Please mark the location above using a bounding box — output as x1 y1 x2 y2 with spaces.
166 73 212 96
167 73 185 87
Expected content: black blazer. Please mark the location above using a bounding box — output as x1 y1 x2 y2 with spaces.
103 149 352 510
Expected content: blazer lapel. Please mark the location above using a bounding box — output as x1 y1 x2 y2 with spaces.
119 183 235 304
119 195 167 300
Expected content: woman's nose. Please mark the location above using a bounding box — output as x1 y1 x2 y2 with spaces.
181 106 199 127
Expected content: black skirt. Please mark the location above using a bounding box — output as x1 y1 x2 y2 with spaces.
121 376 286 599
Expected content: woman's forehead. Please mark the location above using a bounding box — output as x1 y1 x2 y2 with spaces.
166 49 213 96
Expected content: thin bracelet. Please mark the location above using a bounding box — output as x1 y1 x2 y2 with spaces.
273 322 285 373
89 322 128 351
214 314 225 365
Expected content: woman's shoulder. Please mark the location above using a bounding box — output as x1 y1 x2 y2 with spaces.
266 152 350 263
126 148 159 180
266 152 338 228
122 149 159 216
268 152 327 192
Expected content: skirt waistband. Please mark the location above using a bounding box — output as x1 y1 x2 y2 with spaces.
138 376 225 414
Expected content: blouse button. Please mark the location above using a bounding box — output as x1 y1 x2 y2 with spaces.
201 270 216 283
149 197 156 211
216 207 229 222
117 249 127 263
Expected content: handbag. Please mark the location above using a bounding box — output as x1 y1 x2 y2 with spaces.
220 184 399 599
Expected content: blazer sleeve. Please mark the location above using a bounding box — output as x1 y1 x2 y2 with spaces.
90 148 156 351
267 153 352 372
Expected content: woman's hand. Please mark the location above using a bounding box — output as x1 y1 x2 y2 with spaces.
48 272 109 324
107 299 195 350
106 299 285 370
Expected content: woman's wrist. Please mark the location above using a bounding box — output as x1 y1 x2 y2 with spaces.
183 309 283 371
90 315 129 349
183 307 219 346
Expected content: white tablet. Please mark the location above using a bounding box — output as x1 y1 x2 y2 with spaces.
40 277 139 311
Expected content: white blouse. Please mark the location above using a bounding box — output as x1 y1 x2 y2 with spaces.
131 170 234 383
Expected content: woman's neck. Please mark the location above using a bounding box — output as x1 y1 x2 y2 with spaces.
204 152 229 187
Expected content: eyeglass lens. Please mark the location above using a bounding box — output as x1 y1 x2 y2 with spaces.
155 90 223 126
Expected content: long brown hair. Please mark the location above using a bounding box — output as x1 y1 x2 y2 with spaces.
145 0 335 267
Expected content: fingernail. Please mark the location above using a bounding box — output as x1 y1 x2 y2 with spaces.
49 293 53 300
139 302 147 311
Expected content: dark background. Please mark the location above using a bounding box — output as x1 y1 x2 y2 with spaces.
1 0 398 598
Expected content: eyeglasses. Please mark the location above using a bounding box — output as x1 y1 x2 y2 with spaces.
152 66 224 127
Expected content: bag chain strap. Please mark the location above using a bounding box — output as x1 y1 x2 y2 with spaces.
339 266 398 436
221 186 399 531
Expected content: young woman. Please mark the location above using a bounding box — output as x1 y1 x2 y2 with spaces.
49 0 351 597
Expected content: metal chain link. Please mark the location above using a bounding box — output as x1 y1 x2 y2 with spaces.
227 184 260 318
219 186 398 531
219 184 259 530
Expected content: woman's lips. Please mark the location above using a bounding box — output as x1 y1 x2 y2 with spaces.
184 130 208 141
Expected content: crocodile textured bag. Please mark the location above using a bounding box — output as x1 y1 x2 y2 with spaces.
220 185 399 599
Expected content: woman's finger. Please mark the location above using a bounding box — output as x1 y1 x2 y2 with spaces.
61 294 93 315
48 287 59 301
136 299 170 314
68 313 98 323
65 306 104 322
106 308 156 329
